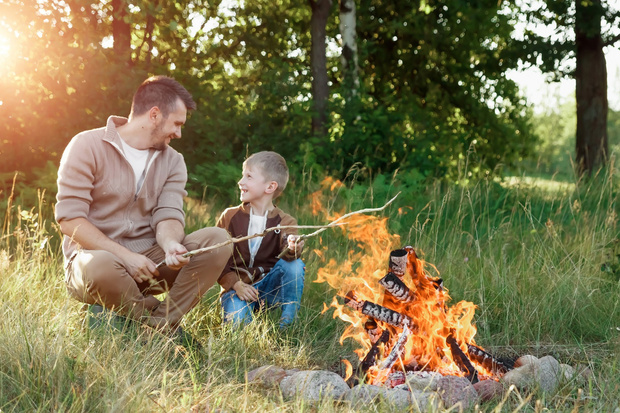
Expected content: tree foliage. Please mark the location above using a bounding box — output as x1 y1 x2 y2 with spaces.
316 0 536 179
513 0 620 175
1 0 538 198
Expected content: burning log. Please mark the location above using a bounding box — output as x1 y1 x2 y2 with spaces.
388 249 408 276
358 320 390 374
371 325 411 386
446 333 479 383
377 325 410 370
379 272 414 303
344 291 413 328
467 344 514 375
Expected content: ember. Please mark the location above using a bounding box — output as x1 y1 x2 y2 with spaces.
315 206 512 387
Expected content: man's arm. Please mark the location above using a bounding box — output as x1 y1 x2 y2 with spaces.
156 219 189 269
59 217 158 282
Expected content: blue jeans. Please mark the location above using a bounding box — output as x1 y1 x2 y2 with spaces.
221 259 305 327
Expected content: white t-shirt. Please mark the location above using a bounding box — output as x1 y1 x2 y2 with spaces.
247 208 268 267
119 137 149 194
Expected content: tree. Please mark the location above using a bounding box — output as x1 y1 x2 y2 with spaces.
575 0 608 175
309 0 333 137
0 0 234 184
515 0 620 176
319 0 536 179
340 0 359 100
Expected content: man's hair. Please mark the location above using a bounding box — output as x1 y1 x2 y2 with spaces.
244 151 289 198
131 75 196 118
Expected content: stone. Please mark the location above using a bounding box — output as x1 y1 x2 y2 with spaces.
246 365 287 387
346 384 437 411
559 363 575 383
280 370 350 402
409 389 440 412
502 360 540 390
513 354 538 368
345 384 384 406
382 388 414 410
537 355 561 394
473 379 505 402
575 364 593 382
285 368 301 376
405 371 443 391
437 375 479 410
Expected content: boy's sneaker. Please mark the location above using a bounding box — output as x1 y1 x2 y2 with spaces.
86 304 132 332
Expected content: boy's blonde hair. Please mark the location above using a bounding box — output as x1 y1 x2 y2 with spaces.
244 151 289 198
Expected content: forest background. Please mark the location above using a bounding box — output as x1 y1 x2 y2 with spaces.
1 0 620 411
1 0 619 206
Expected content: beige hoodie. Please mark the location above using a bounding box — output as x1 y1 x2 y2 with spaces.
55 116 187 264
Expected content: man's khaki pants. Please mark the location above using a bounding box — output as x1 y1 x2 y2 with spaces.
66 227 232 330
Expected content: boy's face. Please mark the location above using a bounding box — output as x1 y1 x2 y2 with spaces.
238 165 276 204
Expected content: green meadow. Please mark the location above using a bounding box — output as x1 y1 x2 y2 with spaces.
1 163 619 412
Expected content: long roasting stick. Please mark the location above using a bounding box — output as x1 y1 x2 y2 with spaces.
277 191 401 258
155 224 344 268
157 192 401 268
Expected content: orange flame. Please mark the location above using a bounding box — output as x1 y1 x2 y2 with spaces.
312 184 494 385
342 359 353 382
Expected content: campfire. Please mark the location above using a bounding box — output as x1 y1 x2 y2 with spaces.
314 198 513 387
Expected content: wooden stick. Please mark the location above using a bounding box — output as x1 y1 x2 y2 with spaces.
277 192 401 258
156 224 346 268
157 192 400 268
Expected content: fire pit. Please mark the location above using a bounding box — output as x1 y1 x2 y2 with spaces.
337 246 513 387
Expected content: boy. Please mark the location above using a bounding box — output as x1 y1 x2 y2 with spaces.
216 151 305 328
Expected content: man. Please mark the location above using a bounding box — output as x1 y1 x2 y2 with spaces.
55 75 232 335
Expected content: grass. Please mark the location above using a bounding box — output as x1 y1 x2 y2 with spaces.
1 165 620 412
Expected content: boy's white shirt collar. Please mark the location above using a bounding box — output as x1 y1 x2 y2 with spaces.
247 207 269 268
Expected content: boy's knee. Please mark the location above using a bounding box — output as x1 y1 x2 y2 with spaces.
280 259 305 278
221 292 252 325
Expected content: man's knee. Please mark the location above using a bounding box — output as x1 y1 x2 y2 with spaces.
71 251 133 304
185 227 233 253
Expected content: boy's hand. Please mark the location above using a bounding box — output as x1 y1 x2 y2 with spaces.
287 234 305 251
233 280 259 302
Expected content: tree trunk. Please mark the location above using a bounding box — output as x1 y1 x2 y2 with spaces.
575 0 608 176
340 0 358 100
112 0 132 64
309 0 332 137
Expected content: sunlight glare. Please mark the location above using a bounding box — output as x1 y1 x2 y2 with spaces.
0 35 10 58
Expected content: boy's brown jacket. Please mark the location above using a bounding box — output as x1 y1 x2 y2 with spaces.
216 203 303 292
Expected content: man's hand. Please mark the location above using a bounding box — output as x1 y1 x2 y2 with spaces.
120 251 159 283
156 220 189 270
287 234 305 251
163 241 190 270
233 280 259 302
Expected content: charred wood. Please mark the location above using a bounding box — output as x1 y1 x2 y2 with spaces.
446 333 479 384
467 344 514 374
379 272 414 303
345 291 414 328
388 249 408 276
359 328 390 374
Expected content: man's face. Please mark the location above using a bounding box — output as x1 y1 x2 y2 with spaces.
150 98 187 150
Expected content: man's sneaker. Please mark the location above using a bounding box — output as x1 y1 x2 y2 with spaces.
86 304 132 332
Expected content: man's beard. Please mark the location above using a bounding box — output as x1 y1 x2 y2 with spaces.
150 123 168 151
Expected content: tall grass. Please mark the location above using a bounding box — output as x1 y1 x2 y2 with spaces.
1 166 620 411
